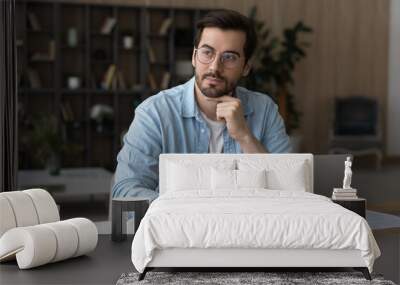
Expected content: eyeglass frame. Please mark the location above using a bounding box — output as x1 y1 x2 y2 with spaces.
194 46 243 69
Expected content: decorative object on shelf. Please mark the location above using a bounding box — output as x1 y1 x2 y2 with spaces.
90 104 114 134
100 17 117 35
67 76 80 90
343 156 353 189
122 35 134 50
332 156 358 200
245 6 312 137
67 27 78 47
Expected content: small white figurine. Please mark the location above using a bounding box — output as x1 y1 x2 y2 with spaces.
343 156 353 189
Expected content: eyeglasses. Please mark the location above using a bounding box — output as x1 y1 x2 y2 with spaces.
194 47 241 69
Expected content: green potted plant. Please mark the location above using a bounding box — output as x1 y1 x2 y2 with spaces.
244 7 312 151
30 115 64 175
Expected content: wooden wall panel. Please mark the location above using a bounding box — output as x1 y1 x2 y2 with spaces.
55 0 389 153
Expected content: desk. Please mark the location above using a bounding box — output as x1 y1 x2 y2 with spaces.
18 168 113 203
0 235 132 285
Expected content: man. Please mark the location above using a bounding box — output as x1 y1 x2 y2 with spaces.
112 9 291 200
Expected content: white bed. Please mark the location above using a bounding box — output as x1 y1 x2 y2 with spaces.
131 154 380 280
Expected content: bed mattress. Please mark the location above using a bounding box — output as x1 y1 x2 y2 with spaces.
131 190 380 273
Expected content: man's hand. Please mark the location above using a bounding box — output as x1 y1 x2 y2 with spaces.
205 95 252 144
205 96 267 153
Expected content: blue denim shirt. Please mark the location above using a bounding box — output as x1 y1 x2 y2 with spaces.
112 77 292 200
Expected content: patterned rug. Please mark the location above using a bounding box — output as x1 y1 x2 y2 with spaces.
116 271 396 285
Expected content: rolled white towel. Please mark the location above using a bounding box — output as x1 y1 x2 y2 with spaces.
0 218 98 269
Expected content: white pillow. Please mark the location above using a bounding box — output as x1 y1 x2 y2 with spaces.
211 168 267 190
237 169 267 188
211 168 236 190
167 160 235 192
238 159 309 192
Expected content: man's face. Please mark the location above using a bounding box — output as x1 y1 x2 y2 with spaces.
192 27 250 98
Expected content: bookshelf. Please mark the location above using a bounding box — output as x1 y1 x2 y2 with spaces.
16 1 208 170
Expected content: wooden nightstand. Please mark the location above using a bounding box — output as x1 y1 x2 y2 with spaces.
332 198 366 218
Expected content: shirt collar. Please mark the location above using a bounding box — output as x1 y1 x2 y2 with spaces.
181 76 254 118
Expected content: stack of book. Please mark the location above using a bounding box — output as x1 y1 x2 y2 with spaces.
332 188 358 200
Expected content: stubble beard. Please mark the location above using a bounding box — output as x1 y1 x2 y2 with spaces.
194 69 236 98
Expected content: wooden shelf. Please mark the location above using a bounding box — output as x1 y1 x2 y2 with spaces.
19 88 55 93
17 1 207 170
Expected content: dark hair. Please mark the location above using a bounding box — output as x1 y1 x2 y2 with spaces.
194 9 257 63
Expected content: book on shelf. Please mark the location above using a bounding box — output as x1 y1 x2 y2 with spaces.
116 71 127 91
60 102 74 122
110 69 127 91
101 64 116 90
147 44 156 63
30 40 56 62
159 17 173 36
26 68 41 88
27 12 41 31
100 17 117 35
160 71 170 90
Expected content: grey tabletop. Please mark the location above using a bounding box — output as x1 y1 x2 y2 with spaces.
0 235 133 285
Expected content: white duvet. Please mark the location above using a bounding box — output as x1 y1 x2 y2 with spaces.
131 190 380 273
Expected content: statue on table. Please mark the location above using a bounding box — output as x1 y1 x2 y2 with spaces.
342 156 353 189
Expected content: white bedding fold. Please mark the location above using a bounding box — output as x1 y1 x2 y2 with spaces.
131 190 380 273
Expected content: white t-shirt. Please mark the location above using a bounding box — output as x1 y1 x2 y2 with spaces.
200 111 225 153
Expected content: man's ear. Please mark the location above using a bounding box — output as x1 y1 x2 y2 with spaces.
242 61 252 77
192 48 196 67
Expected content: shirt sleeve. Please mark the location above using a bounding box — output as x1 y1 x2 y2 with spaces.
112 107 161 201
262 102 293 153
